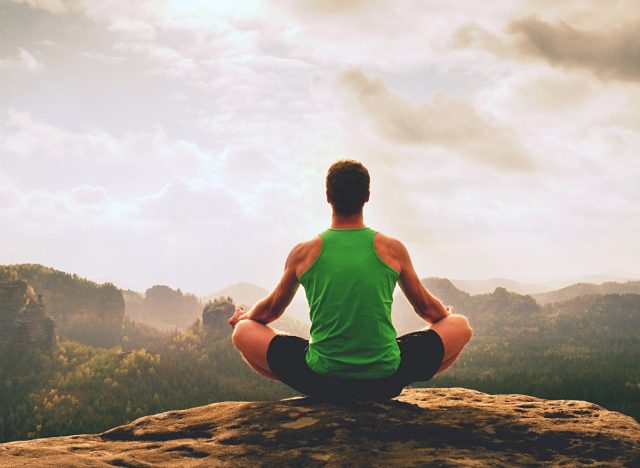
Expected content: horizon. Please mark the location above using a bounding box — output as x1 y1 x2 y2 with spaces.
3 261 639 299
2 1 639 296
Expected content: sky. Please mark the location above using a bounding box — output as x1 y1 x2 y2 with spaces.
1 0 639 296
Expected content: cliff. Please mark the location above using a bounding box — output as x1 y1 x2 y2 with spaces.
0 264 124 347
1 388 638 467
0 280 55 348
202 296 235 331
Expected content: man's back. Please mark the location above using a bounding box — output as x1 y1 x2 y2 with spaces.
229 159 472 400
298 227 400 378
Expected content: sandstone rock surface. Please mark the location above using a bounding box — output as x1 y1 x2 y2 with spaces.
1 388 638 467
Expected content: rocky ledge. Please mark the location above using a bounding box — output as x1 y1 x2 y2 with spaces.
1 388 639 467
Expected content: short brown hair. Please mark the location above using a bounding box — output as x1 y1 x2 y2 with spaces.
326 159 370 215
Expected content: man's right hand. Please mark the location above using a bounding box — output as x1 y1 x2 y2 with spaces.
228 305 248 328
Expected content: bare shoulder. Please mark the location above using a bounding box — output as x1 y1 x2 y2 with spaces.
374 231 408 258
292 236 322 257
287 236 322 277
373 231 409 273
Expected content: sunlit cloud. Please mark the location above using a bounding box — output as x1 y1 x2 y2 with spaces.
1 0 639 293
9 0 66 14
0 47 43 73
338 68 533 170
453 17 640 83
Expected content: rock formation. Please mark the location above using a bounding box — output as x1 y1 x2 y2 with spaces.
202 295 310 338
1 388 638 466
0 264 124 347
0 280 55 348
202 296 235 331
14 295 55 347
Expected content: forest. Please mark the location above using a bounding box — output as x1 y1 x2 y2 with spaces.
0 264 638 442
395 279 640 420
0 316 296 442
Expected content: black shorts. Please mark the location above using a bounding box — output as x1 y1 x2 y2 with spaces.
266 329 445 401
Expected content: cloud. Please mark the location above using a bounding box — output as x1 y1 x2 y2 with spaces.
453 17 640 83
9 0 66 14
137 178 243 223
0 172 23 210
0 48 43 73
0 178 130 227
449 22 510 56
281 0 375 15
509 17 640 83
79 51 129 64
509 74 596 111
113 42 199 78
3 0 639 289
108 17 156 40
337 68 533 171
70 185 112 205
0 110 208 196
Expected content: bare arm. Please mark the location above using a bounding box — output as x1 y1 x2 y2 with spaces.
228 244 301 327
394 240 451 324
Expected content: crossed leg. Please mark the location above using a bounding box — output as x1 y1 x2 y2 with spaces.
427 314 473 375
231 319 281 381
231 314 473 382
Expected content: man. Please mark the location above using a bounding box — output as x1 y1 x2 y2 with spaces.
229 159 472 400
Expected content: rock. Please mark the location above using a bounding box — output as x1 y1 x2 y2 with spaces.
0 280 55 348
202 297 235 331
14 295 56 347
0 388 638 467
0 280 31 338
1 265 125 346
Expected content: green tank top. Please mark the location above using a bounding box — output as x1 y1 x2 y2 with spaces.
300 227 401 378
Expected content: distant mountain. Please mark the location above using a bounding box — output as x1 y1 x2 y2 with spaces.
205 282 310 325
450 278 551 295
393 277 471 335
124 285 201 331
447 274 640 296
392 277 540 335
552 274 638 288
393 277 640 352
203 282 270 307
533 281 640 305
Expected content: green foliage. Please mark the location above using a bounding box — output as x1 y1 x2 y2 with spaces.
0 322 296 442
415 293 640 423
2 270 638 444
0 264 124 347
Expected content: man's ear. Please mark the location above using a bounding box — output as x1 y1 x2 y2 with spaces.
364 191 370 203
326 190 332 204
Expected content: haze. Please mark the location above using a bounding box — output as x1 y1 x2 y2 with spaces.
1 0 639 295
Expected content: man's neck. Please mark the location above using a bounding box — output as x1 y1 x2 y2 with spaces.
331 211 366 229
